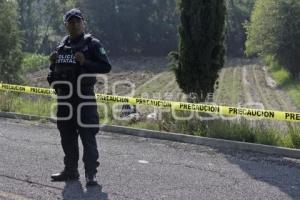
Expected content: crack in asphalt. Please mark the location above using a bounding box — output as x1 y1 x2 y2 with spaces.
0 134 59 146
0 174 63 191
0 130 59 146
150 161 227 178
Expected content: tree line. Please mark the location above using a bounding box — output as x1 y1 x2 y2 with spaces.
245 0 300 78
1 0 299 88
1 0 254 57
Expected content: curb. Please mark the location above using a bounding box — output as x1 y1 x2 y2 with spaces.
0 112 56 123
0 111 299 159
101 125 300 159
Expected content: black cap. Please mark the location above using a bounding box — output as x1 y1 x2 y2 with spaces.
64 8 83 22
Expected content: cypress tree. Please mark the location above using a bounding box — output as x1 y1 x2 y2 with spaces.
175 0 226 101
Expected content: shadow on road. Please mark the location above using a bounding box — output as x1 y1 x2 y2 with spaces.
216 148 300 200
62 180 108 200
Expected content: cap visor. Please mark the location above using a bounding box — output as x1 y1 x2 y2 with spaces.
66 15 83 22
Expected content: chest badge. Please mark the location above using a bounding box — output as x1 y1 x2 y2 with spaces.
100 47 106 55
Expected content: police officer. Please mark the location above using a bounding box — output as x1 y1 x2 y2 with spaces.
47 8 111 186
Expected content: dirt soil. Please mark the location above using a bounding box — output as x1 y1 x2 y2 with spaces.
214 58 299 130
25 57 299 130
25 56 169 95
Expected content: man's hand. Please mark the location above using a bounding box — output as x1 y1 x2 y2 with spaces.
75 52 85 66
49 51 57 64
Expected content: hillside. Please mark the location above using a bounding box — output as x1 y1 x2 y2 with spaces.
24 57 299 130
25 57 169 96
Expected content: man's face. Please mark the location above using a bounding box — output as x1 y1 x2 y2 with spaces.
65 17 84 37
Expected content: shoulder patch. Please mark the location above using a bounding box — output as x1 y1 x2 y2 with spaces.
57 35 69 49
100 47 106 55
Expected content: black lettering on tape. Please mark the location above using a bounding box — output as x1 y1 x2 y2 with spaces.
2 84 25 92
285 112 300 121
179 103 219 113
229 107 237 114
30 87 52 95
136 98 171 108
229 108 274 118
97 95 129 103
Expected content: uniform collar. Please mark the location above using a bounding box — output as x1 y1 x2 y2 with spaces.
68 33 85 44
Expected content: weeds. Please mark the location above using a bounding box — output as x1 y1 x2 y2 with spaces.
21 53 48 73
1 90 300 149
265 55 300 107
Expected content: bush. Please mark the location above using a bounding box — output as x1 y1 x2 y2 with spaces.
206 120 256 143
245 0 300 77
0 1 23 83
225 0 255 57
289 128 300 148
21 53 49 72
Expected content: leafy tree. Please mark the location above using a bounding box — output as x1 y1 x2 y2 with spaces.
16 0 76 53
77 0 179 56
174 0 226 101
36 0 77 53
0 0 23 83
4 0 184 59
246 0 300 76
225 0 254 57
16 0 39 52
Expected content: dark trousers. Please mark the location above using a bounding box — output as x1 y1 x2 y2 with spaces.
56 97 100 175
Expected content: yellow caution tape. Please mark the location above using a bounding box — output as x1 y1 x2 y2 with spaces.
0 83 55 95
0 83 299 122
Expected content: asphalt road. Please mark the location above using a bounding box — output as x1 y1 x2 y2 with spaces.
0 117 300 200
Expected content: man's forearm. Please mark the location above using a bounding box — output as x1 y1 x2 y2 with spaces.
83 59 111 74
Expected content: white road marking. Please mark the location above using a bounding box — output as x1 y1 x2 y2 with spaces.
138 160 149 164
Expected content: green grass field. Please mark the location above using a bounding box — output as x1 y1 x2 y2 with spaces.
265 55 300 107
1 56 300 149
